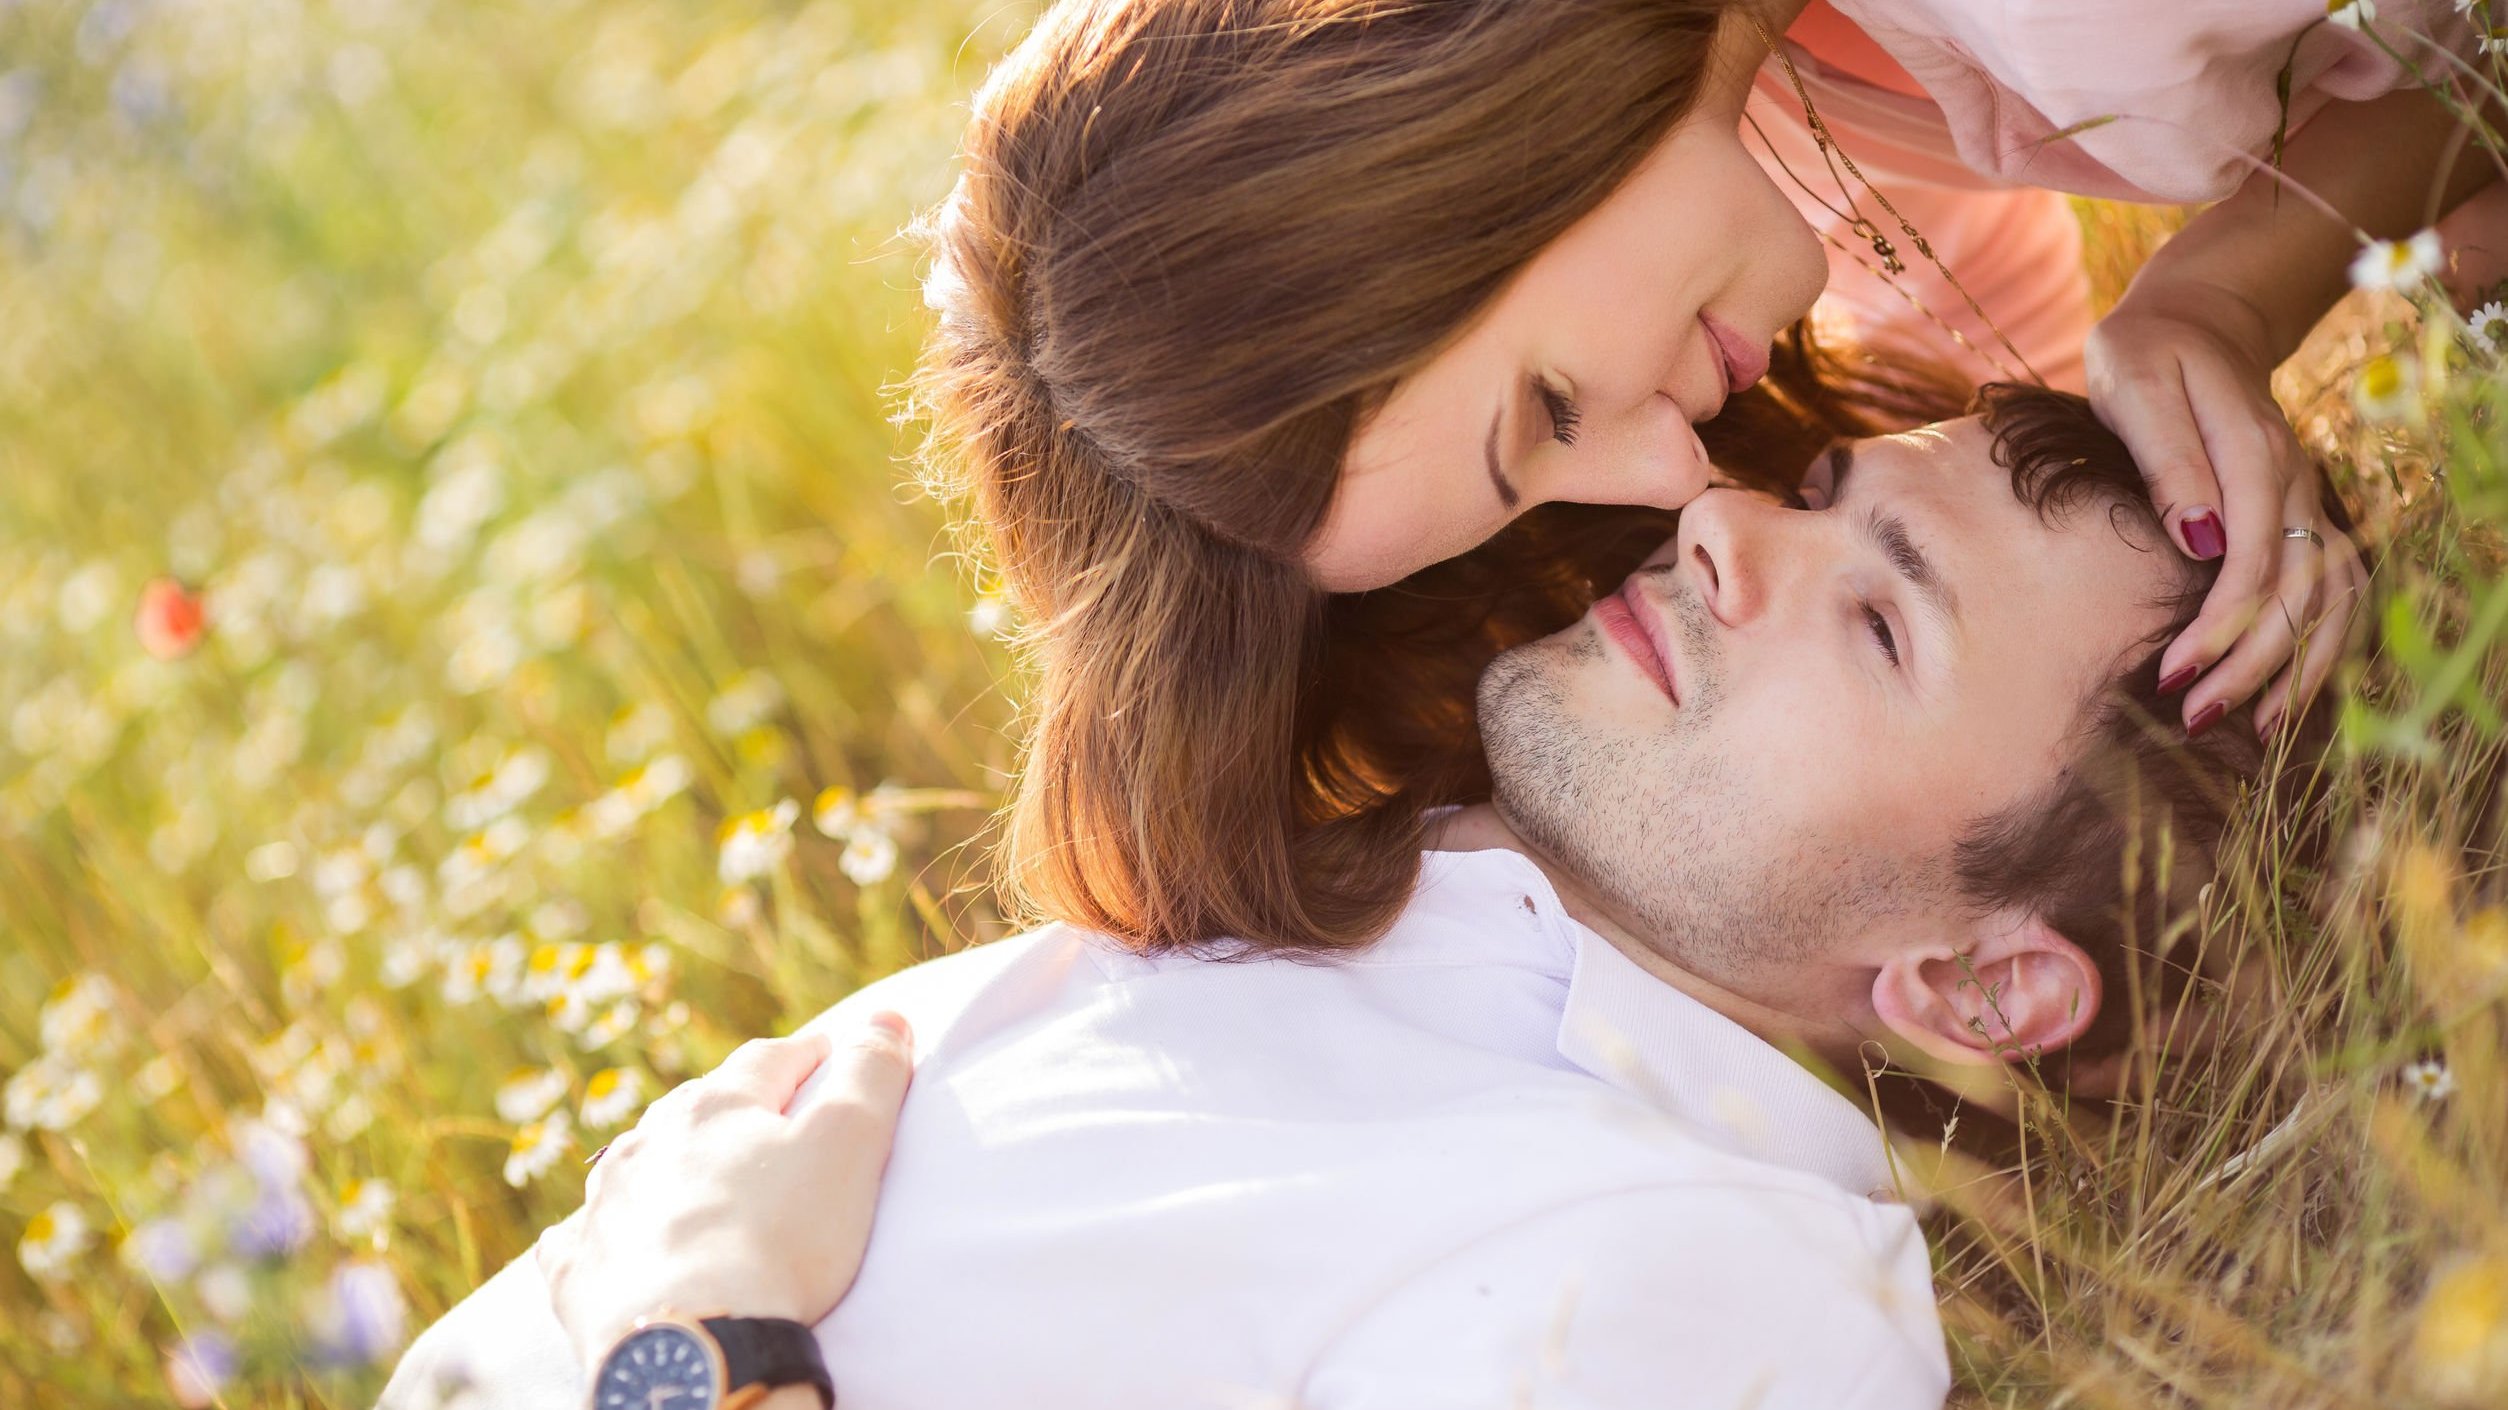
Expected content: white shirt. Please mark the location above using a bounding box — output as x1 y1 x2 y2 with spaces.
385 848 1950 1410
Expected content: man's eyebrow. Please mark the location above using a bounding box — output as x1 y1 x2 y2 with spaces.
1484 405 1521 511
1867 509 1960 631
1827 440 1960 630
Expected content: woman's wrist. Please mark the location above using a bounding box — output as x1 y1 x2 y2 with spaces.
2116 216 2328 369
2106 268 2286 371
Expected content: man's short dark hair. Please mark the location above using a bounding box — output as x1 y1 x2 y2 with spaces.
1950 384 2321 1059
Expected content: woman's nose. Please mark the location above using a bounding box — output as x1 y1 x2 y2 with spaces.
1565 395 1714 512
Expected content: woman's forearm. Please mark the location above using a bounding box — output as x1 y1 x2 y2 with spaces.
2126 81 2501 357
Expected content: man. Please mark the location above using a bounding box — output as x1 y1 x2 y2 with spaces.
390 386 2277 1409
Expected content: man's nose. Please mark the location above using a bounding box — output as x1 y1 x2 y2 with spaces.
1675 486 1795 628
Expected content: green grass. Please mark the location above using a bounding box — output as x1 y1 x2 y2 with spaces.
0 2 2504 1406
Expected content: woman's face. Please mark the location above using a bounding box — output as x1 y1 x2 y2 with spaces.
1311 24 1826 591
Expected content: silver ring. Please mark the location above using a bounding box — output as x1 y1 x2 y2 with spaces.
2284 526 2324 548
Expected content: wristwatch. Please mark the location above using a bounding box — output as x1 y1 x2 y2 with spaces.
587 1314 835 1410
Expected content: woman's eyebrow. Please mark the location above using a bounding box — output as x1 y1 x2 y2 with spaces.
1484 403 1522 510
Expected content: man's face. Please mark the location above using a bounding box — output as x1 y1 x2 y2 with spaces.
1479 415 2180 1019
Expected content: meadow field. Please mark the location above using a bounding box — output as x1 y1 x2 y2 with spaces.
1 1 2504 1406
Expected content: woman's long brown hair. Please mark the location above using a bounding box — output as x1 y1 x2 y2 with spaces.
915 0 1944 955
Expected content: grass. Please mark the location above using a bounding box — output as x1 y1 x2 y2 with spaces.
0 1 2503 1406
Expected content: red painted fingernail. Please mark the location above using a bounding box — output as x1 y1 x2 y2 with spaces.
2158 665 2199 695
2181 511 2226 561
2187 702 2226 738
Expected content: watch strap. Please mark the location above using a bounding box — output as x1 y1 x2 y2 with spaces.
700 1316 834 1410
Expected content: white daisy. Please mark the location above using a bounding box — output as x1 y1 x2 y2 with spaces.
2404 1058 2458 1103
606 701 673 766
704 670 785 737
2349 230 2444 293
520 942 587 1005
2328 0 2376 28
503 1110 574 1187
718 886 764 928
616 753 692 816
2468 301 2508 353
567 943 642 1008
494 1066 569 1124
5 1053 104 1131
335 1178 396 1242
579 1000 640 1051
841 828 900 887
18 1201 92 1281
39 973 118 1056
717 799 800 884
580 1068 645 1127
812 784 860 839
2353 353 2422 422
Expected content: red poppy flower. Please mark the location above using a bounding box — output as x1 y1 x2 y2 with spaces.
135 577 207 660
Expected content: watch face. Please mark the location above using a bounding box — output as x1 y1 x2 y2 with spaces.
595 1322 722 1410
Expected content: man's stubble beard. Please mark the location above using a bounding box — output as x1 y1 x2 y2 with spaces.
1476 580 1856 987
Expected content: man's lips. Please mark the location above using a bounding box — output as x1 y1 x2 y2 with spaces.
1592 585 1678 704
1701 315 1770 404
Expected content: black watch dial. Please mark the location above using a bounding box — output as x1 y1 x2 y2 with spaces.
595 1322 723 1410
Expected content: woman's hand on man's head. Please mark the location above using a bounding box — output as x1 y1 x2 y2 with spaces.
538 1015 916 1371
2085 279 2368 739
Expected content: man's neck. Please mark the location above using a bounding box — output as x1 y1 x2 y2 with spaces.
1427 803 1846 1067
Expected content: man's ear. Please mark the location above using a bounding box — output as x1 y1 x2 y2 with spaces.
1869 914 2102 1066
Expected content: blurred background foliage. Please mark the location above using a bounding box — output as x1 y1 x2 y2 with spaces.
0 0 2505 1407
0 0 1033 1401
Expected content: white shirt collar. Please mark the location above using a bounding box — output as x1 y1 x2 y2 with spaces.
1426 847 1900 1203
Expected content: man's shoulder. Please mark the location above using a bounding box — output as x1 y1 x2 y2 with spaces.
790 921 1100 1053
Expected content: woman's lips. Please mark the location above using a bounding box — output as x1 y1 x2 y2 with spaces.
1701 315 1770 402
1592 587 1677 704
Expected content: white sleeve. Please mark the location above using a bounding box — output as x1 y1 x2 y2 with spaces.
380 1227 582 1410
1298 1183 1947 1410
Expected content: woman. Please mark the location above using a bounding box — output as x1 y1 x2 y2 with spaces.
541 0 2460 1373
917 0 2406 960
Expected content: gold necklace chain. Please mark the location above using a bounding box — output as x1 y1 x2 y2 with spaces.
1746 11 2045 386
1744 111 2036 385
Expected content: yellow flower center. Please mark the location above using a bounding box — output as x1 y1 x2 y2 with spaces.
2361 357 2405 399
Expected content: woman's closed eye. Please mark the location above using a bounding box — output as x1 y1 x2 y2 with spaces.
1536 378 1582 447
